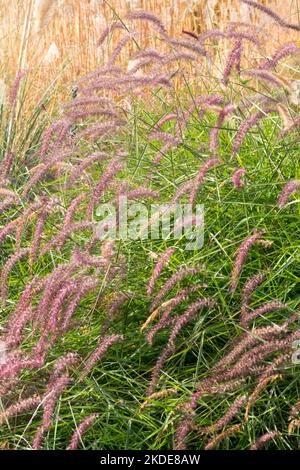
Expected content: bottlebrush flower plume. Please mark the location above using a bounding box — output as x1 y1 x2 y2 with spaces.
150 266 203 312
9 69 27 106
232 108 274 156
67 413 98 450
80 335 123 379
167 38 207 57
109 34 132 66
240 300 289 328
39 120 72 159
174 417 193 450
258 43 299 70
0 248 29 301
197 395 247 435
0 394 41 427
240 0 300 31
147 298 216 396
147 247 175 297
245 374 280 422
96 22 125 47
232 167 246 189
67 152 108 187
241 271 266 319
222 40 243 86
51 353 80 381
210 105 235 155
205 424 242 450
32 374 70 449
242 70 288 88
250 431 280 450
189 158 221 205
126 11 167 37
229 229 271 293
145 283 207 343
277 180 300 208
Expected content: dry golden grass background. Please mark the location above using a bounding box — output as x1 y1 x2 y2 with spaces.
0 0 299 111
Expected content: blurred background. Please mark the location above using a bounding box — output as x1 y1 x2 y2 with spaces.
0 0 299 110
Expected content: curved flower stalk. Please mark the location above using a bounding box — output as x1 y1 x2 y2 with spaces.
277 180 300 208
166 38 207 57
101 291 132 335
81 74 172 96
32 373 70 449
182 94 223 124
232 167 246 189
222 39 243 85
96 22 125 47
140 388 178 410
196 395 247 435
229 229 271 293
198 29 260 47
240 0 300 31
22 150 72 197
147 247 175 298
74 120 125 143
210 105 235 155
60 277 100 332
201 332 300 388
0 150 15 178
0 198 43 245
126 11 168 37
0 248 29 301
65 108 118 122
0 394 41 427
51 353 80 381
204 423 242 450
189 158 221 205
145 283 207 344
62 96 115 110
250 431 280 450
108 34 133 66
29 199 56 267
147 298 216 396
132 48 165 62
39 119 72 159
241 272 266 309
152 113 177 130
245 374 280 422
9 69 27 107
87 157 123 217
150 265 203 312
80 334 124 380
240 300 290 328
174 416 194 450
211 321 294 374
242 70 290 89
232 108 274 156
67 413 98 450
40 221 95 254
174 388 244 450
66 152 109 187
62 194 87 229
258 43 299 70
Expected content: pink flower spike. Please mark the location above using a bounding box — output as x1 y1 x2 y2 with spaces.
232 167 246 189
67 414 98 450
240 0 300 31
81 335 123 379
277 180 300 208
250 431 280 450
147 248 175 297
